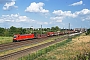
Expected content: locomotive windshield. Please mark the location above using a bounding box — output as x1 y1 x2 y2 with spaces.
13 35 17 38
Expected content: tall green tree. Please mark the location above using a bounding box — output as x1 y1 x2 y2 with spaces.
9 26 17 36
51 27 55 32
51 26 60 32
22 28 26 34
55 26 60 32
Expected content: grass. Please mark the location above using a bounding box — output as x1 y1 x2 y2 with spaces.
34 33 90 60
0 37 13 44
0 35 65 56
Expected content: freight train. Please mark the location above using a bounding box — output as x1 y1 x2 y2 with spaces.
13 31 75 42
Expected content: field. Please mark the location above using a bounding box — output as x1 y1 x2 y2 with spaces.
33 33 90 60
0 37 13 44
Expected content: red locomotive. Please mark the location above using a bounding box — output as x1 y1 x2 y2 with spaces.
13 34 35 42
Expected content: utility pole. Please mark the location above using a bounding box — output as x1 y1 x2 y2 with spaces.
41 25 42 36
63 27 65 34
31 26 33 33
69 23 70 31
68 23 70 38
81 26 82 32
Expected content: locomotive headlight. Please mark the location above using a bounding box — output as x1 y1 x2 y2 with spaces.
13 38 16 39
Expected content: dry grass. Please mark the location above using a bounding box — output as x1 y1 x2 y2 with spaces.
36 34 90 60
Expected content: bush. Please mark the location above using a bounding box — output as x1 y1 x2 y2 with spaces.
86 28 90 35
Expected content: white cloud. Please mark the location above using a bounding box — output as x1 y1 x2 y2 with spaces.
0 14 34 22
69 1 83 6
50 17 63 22
44 22 48 24
74 9 90 15
53 10 76 18
25 2 49 13
3 0 18 10
74 9 90 21
0 14 49 27
81 16 90 21
51 9 90 22
56 20 62 22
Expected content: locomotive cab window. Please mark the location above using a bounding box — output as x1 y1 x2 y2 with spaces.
14 36 17 38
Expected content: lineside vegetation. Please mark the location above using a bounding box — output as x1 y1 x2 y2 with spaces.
0 37 13 44
35 33 90 60
18 34 80 60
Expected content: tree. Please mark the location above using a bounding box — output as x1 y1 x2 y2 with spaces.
47 28 51 32
51 26 60 32
55 26 60 32
0 27 5 36
9 26 17 36
4 29 9 36
21 28 26 34
51 27 55 32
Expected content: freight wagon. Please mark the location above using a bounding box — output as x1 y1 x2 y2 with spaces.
47 32 54 36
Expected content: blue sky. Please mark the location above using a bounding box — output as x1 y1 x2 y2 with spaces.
0 0 90 29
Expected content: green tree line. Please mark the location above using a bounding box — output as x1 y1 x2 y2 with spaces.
0 26 61 37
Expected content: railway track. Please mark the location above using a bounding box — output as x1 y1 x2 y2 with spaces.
0 36 68 60
0 35 65 53
0 37 50 52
